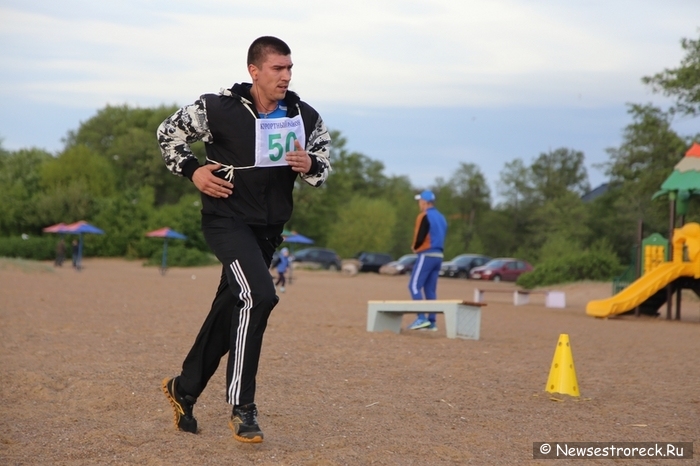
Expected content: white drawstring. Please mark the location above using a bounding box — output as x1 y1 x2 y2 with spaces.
206 158 255 183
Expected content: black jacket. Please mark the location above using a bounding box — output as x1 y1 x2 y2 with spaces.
157 83 331 227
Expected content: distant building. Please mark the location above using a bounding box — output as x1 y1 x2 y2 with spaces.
581 183 610 203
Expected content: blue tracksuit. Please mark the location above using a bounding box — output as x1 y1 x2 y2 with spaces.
409 206 447 323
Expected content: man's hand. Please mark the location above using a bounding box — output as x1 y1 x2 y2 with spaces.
192 164 233 198
285 140 312 173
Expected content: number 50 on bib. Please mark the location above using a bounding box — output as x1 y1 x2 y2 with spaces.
254 115 306 168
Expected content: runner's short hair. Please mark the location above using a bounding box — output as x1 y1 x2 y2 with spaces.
247 36 291 67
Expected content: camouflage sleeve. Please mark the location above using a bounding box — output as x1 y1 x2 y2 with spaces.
300 114 332 187
156 98 213 177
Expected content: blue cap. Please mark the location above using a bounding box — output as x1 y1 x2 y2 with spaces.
414 190 435 202
281 247 289 254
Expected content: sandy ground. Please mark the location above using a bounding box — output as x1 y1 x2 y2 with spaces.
1 258 699 465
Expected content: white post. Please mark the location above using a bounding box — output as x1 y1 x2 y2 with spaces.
545 291 566 308
513 291 530 306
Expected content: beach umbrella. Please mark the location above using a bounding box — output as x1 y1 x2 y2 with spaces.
63 221 105 235
280 231 314 285
145 227 188 274
283 233 314 244
45 221 105 270
42 222 68 233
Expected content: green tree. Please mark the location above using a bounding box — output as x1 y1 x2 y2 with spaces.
528 192 590 262
288 179 332 246
431 163 490 258
110 126 197 205
40 144 116 197
529 148 590 201
583 185 636 262
64 104 204 205
0 147 53 234
381 175 417 258
31 184 97 230
492 149 589 262
479 209 521 258
487 148 589 262
497 158 534 210
324 131 388 198
327 196 396 258
89 187 156 257
150 194 209 253
65 104 174 155
289 130 394 246
602 104 687 235
492 158 539 260
447 162 491 233
642 33 700 116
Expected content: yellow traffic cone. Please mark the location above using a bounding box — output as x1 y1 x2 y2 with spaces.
545 334 580 397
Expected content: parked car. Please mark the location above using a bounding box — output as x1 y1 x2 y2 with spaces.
291 247 342 271
379 254 418 275
439 254 491 278
356 252 393 273
469 258 533 282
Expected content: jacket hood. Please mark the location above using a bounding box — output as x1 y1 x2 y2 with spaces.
222 83 301 107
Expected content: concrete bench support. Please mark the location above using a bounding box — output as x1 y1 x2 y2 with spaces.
367 300 484 340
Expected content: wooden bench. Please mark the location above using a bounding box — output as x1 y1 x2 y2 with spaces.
367 300 485 340
473 288 566 308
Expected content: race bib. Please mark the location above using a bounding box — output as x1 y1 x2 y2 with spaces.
254 115 306 168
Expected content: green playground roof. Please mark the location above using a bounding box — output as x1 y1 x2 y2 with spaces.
654 142 700 196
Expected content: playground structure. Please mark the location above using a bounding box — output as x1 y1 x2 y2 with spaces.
588 142 700 319
587 222 700 317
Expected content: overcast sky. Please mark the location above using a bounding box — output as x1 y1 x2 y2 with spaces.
1 0 698 198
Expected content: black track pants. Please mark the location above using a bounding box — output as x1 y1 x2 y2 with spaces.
178 214 281 406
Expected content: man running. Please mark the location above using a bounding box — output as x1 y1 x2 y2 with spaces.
157 36 331 443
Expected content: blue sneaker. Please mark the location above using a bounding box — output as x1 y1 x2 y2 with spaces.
421 322 438 332
408 317 430 330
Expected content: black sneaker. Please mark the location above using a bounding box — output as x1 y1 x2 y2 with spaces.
229 403 264 443
162 377 198 434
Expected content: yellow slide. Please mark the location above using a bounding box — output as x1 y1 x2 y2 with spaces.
586 262 694 317
587 222 700 318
